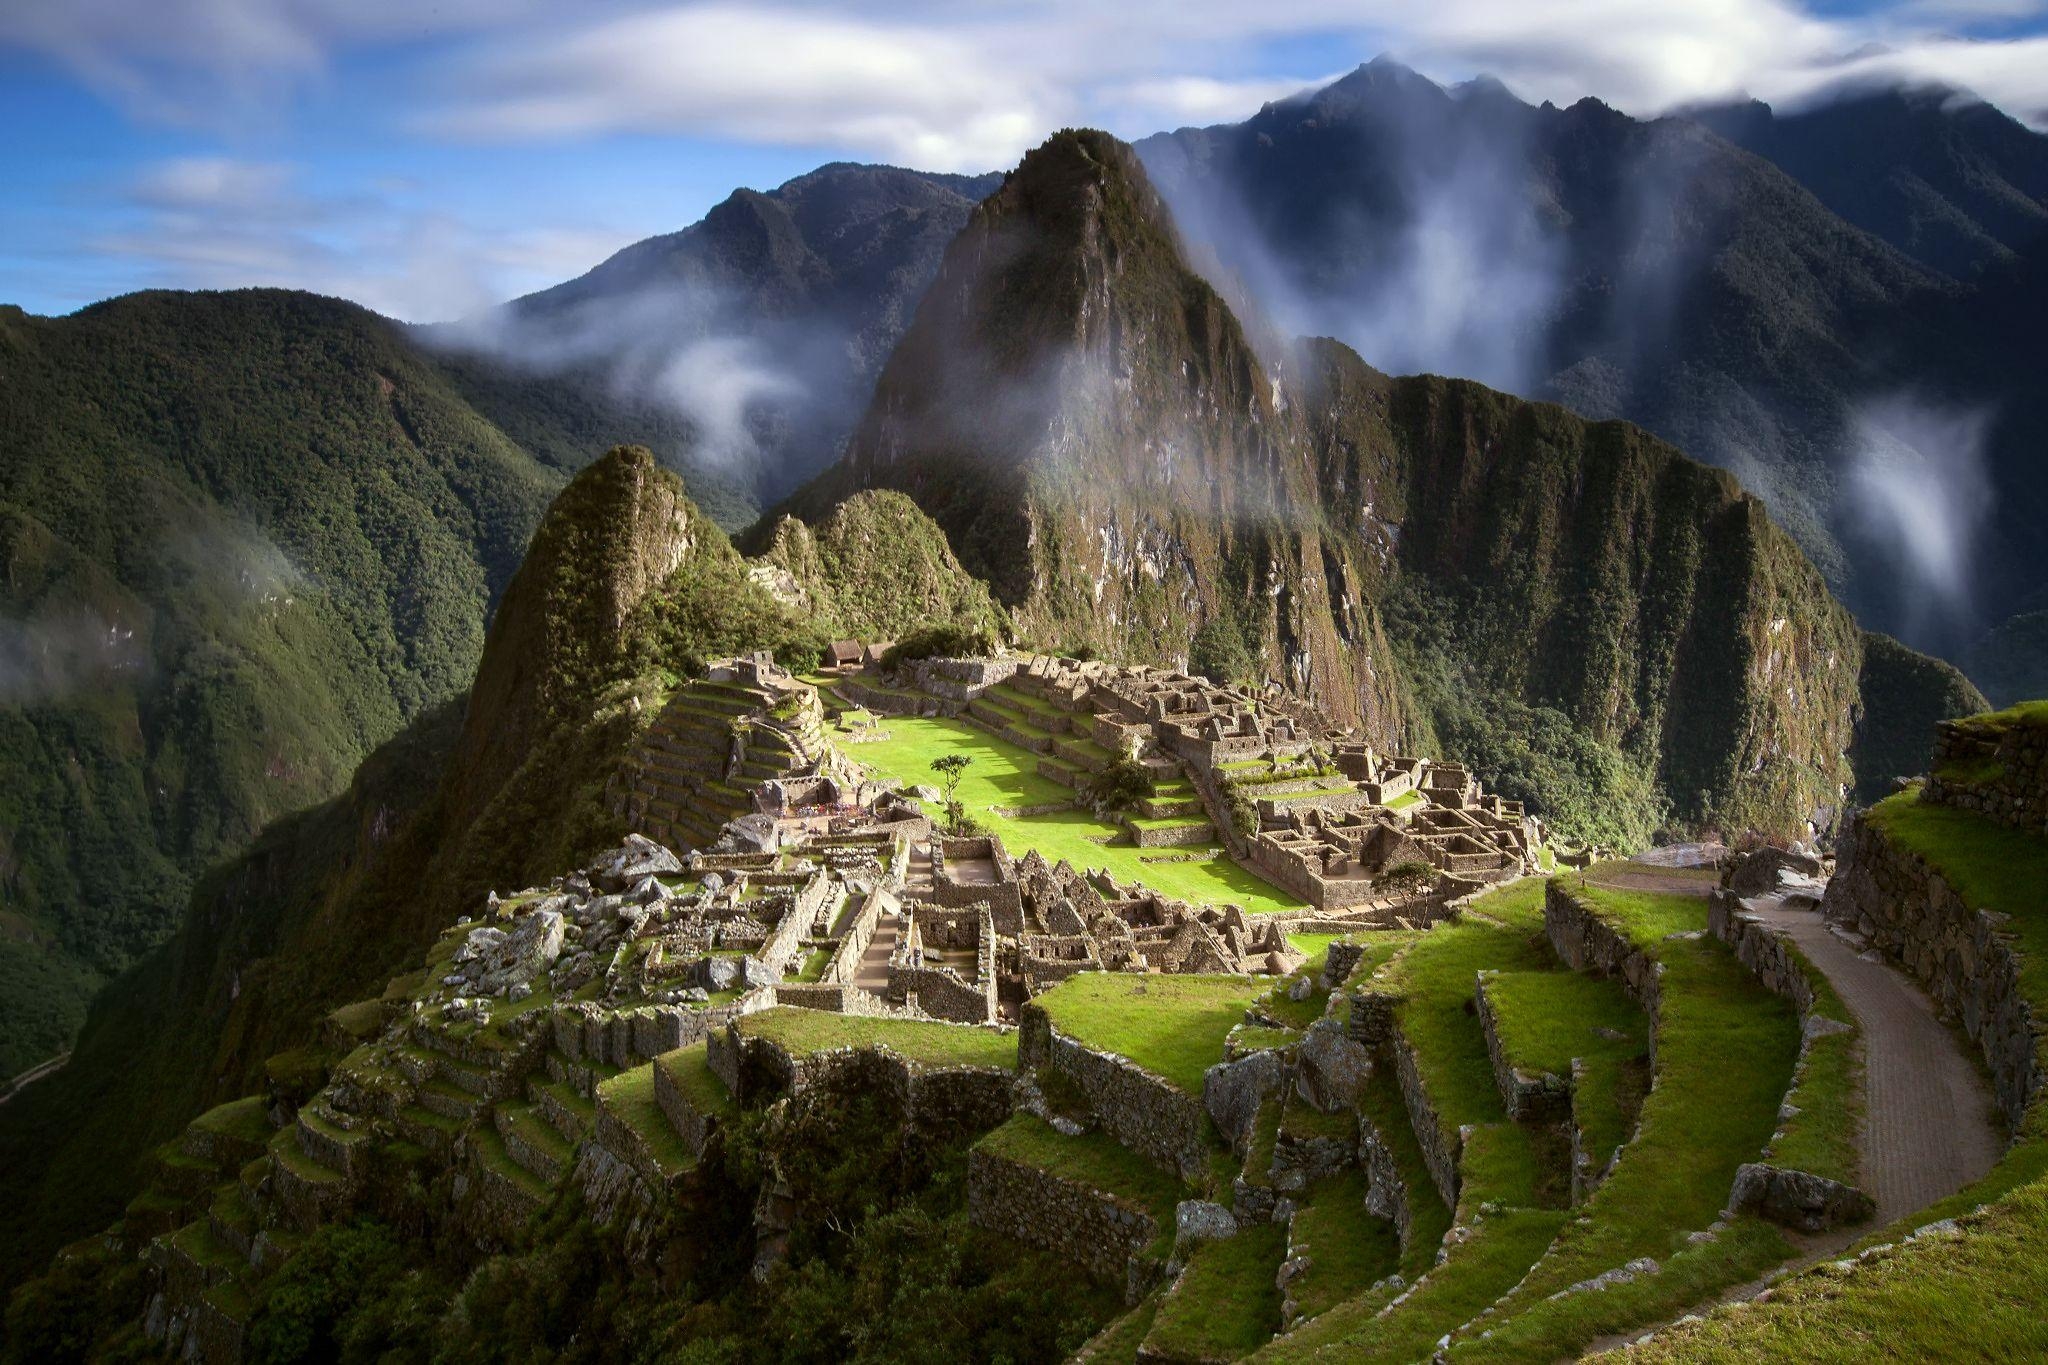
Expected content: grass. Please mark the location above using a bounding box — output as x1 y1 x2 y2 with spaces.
595 1065 697 1179
1865 791 2048 1005
1439 881 1802 1360
842 712 1303 912
1074 1295 1161 1361
1144 1220 1288 1359
1286 1172 1403 1322
793 947 833 983
976 1114 1185 1234
1766 954 1864 1188
189 1096 274 1148
1032 973 1262 1094
1258 881 1574 1362
738 1006 1018 1069
1480 968 1646 1167
1616 1175 2048 1363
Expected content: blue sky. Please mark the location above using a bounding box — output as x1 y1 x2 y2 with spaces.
3 0 2044 322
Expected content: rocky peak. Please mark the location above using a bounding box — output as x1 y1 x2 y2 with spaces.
448 445 702 824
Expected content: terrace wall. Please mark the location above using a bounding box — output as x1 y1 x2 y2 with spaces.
1018 1012 1213 1181
1923 717 2048 836
966 1146 1164 1301
1824 812 2045 1127
1543 881 1665 1067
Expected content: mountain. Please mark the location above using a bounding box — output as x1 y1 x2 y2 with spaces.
785 128 1973 847
425 163 1003 514
0 446 999 1291
1694 85 2048 280
0 290 561 1078
1133 60 2048 664
0 165 1009 1079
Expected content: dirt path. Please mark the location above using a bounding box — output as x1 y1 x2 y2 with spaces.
0 1050 70 1107
1742 894 2002 1223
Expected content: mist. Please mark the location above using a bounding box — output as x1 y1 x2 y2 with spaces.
429 278 825 478
0 610 148 706
1842 393 1996 642
1141 71 1566 396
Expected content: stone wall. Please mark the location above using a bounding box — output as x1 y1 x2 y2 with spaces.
715 1027 1014 1137
1356 1100 1417 1254
1390 1031 1461 1211
1019 1011 1214 1180
1129 819 1218 849
822 886 890 986
1824 812 2045 1127
1543 881 1664 1066
1707 887 1874 1230
1474 973 1570 1122
893 964 997 1024
1707 890 1817 1015
1924 716 2048 837
966 1146 1164 1301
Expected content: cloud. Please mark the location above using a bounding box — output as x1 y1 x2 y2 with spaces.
11 1 2048 158
428 5 1056 172
89 156 634 322
1843 393 1997 630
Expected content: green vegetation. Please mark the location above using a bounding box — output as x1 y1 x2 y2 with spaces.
1624 1178 2048 1363
1481 967 1647 1167
1849 632 1991 803
1143 1220 1286 1359
842 711 1302 912
1032 974 1261 1094
1285 1173 1402 1322
975 1114 1185 1231
1866 791 2048 1003
739 1008 1018 1070
1479 884 1798 1331
0 290 564 1074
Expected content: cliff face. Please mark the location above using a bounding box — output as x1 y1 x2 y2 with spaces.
789 128 1891 841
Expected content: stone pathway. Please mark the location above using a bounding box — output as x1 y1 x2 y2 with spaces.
1742 892 2002 1223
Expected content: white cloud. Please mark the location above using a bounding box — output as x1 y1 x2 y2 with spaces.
10 0 2048 158
429 5 1059 172
91 157 635 322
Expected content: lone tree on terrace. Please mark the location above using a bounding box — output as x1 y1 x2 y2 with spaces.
930 753 972 804
930 752 975 834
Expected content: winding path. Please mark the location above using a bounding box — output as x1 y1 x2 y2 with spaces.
1741 892 2002 1223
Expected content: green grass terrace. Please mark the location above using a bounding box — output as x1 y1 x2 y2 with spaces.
831 709 1304 913
1031 973 1264 1094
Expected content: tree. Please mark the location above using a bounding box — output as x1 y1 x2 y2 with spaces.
930 753 972 805
1189 617 1256 687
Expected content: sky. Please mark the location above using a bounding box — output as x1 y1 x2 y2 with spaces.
3 0 2046 323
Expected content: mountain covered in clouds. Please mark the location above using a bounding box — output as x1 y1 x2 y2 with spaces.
425 162 1002 517
1134 59 2048 668
784 127 1969 848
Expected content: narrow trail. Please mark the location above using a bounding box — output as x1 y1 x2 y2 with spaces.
1585 873 2005 1356
0 1050 70 1107
1743 893 2002 1223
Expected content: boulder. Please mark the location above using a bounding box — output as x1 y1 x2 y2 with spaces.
703 956 743 992
1727 1162 1875 1233
593 833 684 890
1296 1017 1371 1114
1204 1048 1287 1154
1173 1200 1238 1256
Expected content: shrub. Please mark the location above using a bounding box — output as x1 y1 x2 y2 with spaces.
882 624 999 667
